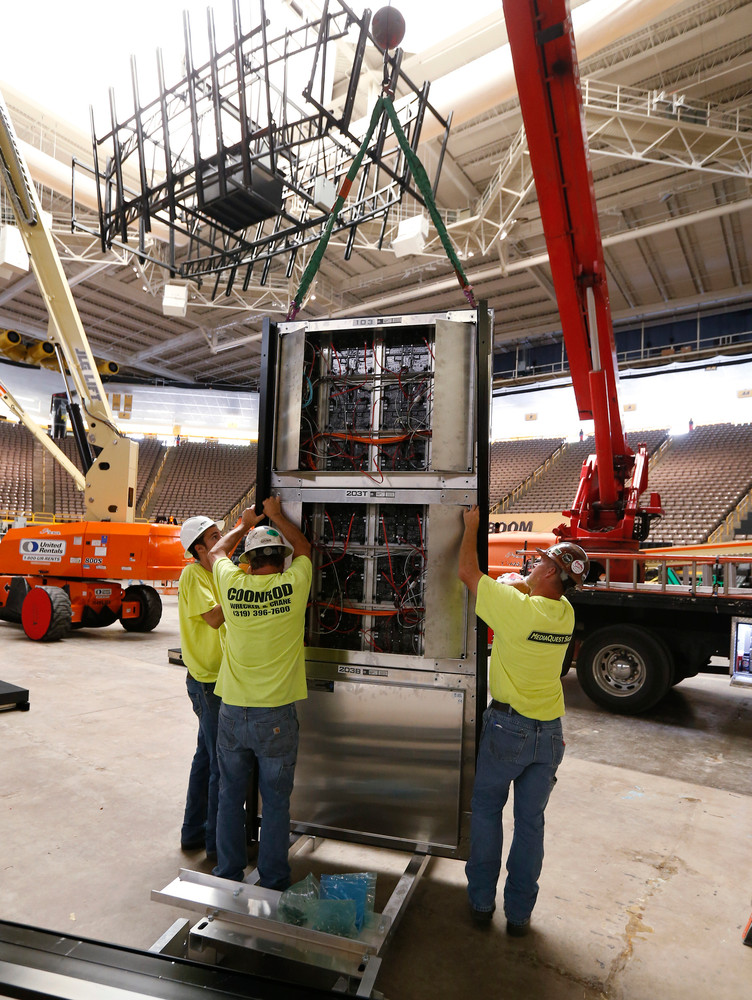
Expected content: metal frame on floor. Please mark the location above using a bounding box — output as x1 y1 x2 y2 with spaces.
0 918 345 1000
151 836 430 997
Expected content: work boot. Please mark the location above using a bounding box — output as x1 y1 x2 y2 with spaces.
469 903 495 928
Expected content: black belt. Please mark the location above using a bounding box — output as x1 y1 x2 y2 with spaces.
490 699 517 715
490 700 561 724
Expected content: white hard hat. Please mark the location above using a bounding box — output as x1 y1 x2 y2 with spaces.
536 541 590 588
240 525 293 563
180 515 220 554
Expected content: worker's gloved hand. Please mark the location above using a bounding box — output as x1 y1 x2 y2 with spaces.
497 572 531 595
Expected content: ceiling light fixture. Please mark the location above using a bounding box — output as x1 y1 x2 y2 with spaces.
162 283 189 318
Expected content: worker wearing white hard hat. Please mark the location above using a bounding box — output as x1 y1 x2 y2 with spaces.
207 496 312 889
237 524 294 567
177 514 225 861
459 506 587 937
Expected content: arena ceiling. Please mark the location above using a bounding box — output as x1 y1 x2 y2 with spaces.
0 0 751 390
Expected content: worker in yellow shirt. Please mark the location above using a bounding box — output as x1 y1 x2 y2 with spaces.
459 505 588 937
178 516 225 859
208 497 312 888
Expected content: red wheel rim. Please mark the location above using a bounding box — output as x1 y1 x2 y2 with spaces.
22 588 53 640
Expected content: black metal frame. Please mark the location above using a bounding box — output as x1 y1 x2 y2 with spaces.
474 301 491 750
0 919 344 999
0 680 29 712
79 0 452 297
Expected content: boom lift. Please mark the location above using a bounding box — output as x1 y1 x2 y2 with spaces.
0 89 187 641
500 0 663 571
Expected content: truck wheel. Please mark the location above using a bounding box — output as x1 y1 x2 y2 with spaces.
21 586 72 642
120 585 162 633
575 625 673 713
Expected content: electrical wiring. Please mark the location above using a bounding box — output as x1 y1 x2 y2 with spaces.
296 331 436 654
306 503 427 654
318 512 356 568
299 332 435 474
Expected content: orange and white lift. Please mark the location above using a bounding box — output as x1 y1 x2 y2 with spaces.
0 89 188 648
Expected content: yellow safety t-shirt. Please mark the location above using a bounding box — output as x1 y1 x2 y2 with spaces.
213 554 312 708
178 561 225 682
475 574 574 721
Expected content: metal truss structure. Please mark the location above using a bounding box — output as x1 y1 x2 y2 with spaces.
80 0 451 300
393 77 752 264
1 0 751 388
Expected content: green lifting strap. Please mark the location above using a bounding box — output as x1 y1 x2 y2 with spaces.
286 93 476 321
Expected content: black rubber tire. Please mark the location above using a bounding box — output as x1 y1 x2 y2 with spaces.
575 624 673 714
21 586 72 642
120 585 162 633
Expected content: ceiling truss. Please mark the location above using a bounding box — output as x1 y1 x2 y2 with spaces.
0 0 750 390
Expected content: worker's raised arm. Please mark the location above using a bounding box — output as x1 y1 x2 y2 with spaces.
458 505 484 596
200 604 225 629
208 508 264 568
262 496 311 560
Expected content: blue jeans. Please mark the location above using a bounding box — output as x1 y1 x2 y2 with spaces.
466 704 565 924
213 702 299 889
182 674 221 853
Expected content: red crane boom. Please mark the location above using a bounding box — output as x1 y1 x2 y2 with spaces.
501 0 662 555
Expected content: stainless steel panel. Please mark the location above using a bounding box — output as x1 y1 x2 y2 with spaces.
275 326 305 471
306 649 474 676
188 917 375 980
271 481 476 500
423 503 469 660
292 680 464 849
305 657 475 681
431 320 474 473
279 310 476 335
152 870 385 962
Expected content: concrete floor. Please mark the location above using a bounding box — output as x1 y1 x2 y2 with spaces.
1 595 751 999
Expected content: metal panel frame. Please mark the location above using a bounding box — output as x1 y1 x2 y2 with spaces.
291 677 466 849
151 850 429 996
259 307 491 860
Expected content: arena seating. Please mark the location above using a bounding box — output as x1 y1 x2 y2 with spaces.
0 421 34 515
2 423 750 550
503 428 669 513
0 433 256 524
489 437 563 505
149 441 258 522
500 424 752 546
644 423 752 546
